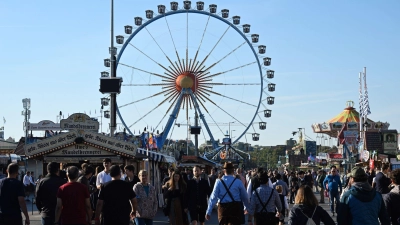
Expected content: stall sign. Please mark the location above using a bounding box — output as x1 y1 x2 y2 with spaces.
60 113 99 132
28 120 61 131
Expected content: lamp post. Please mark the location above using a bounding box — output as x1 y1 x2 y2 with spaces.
109 0 117 137
229 121 235 137
22 98 31 149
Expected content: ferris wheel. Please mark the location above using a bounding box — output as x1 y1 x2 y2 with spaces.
102 1 276 149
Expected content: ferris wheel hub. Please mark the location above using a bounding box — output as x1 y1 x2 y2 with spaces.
175 71 198 93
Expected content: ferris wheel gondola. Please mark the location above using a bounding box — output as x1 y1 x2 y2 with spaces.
100 1 277 150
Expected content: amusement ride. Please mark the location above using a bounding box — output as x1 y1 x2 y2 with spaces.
100 1 277 160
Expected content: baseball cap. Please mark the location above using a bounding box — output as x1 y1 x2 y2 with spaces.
347 166 368 179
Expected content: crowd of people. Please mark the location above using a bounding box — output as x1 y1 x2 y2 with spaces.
0 159 399 225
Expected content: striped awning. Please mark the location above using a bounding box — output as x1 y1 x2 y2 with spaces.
137 148 176 163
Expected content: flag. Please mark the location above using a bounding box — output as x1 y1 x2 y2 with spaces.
3 117 5 124
362 72 371 116
359 73 364 118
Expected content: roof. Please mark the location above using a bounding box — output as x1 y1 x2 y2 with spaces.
365 131 382 152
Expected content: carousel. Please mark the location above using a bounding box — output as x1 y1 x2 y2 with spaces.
312 100 390 168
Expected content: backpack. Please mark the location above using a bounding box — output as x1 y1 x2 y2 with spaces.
300 206 317 225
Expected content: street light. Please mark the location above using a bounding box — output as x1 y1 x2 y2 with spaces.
229 121 235 137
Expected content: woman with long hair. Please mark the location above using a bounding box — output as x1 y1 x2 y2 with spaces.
288 185 335 225
164 171 189 225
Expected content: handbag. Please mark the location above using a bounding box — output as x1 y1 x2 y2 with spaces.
324 189 329 197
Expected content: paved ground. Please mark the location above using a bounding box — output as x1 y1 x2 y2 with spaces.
25 191 337 225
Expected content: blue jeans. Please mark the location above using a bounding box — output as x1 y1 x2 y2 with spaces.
329 191 340 213
135 218 153 225
41 217 54 225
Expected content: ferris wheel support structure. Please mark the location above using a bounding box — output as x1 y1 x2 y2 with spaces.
115 7 265 150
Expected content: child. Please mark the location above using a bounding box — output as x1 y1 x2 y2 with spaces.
276 185 289 225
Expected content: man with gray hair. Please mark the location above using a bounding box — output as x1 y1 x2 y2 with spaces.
55 166 92 225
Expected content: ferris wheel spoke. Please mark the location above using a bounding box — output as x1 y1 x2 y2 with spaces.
198 41 247 77
189 14 211 71
216 105 247 127
127 43 176 78
119 89 170 108
127 90 178 128
194 23 230 74
201 83 261 86
199 61 257 81
163 12 185 75
122 83 173 86
119 62 174 81
144 27 179 76
200 88 258 107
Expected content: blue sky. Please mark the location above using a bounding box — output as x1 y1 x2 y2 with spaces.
0 0 399 147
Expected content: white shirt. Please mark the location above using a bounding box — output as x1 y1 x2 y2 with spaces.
23 175 32 186
96 171 111 187
29 176 35 185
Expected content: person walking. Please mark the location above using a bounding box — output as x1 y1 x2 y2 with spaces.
124 165 141 190
276 185 289 225
55 166 92 225
323 166 342 216
206 162 249 225
375 162 392 194
95 165 137 225
23 171 34 201
383 168 400 225
273 173 289 197
0 163 30 225
187 165 212 225
288 185 335 225
96 158 112 190
337 166 390 225
247 167 273 202
208 168 218 191
90 165 103 219
317 170 326 203
35 162 67 225
77 165 94 194
247 171 281 225
290 172 299 204
164 170 189 225
133 170 158 225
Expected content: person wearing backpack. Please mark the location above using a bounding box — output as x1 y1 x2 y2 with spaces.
337 166 390 225
247 171 282 225
288 185 335 225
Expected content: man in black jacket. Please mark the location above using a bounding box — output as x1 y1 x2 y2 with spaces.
375 162 392 194
35 162 67 225
187 165 211 225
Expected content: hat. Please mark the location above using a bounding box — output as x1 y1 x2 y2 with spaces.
223 162 234 169
347 166 368 179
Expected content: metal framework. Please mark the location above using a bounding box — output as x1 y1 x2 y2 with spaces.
107 2 276 151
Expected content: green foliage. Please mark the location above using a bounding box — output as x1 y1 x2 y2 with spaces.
247 146 286 169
